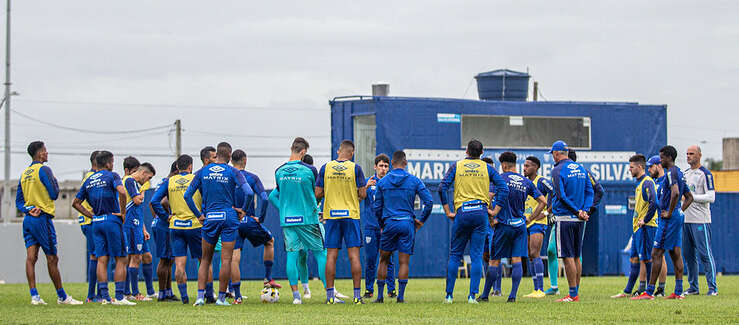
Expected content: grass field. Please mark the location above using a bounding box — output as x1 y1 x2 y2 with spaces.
1 276 737 324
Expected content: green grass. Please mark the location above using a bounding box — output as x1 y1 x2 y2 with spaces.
1 276 737 324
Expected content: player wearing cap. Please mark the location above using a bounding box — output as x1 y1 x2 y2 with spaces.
633 145 694 300
683 145 718 296
612 155 658 298
549 141 593 303
439 140 509 304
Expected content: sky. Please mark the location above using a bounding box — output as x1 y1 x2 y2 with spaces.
0 0 737 187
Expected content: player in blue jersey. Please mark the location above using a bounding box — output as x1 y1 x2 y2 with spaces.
151 161 179 302
362 154 397 300
73 151 133 305
17 141 82 305
78 150 100 302
439 140 509 304
372 151 433 303
477 156 502 301
548 141 593 303
481 152 546 303
633 146 694 300
185 142 253 306
122 158 156 301
646 155 670 296
229 149 279 304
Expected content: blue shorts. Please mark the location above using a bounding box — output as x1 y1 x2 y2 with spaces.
93 216 127 258
633 226 657 261
23 214 57 256
171 228 202 259
325 218 362 249
201 210 239 245
449 203 488 260
235 221 273 250
528 223 548 236
491 223 528 260
124 225 146 255
654 213 683 251
555 220 585 258
153 224 172 259
80 224 95 256
379 219 415 255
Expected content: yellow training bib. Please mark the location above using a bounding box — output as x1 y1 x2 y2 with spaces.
322 160 361 219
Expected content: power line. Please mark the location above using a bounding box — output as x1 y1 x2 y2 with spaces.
2 150 331 158
11 109 173 134
15 98 326 112
184 129 329 139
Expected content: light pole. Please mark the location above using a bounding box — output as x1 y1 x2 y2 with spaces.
3 0 11 223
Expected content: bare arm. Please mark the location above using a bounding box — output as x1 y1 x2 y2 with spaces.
530 195 547 222
682 190 694 212
315 186 324 200
115 184 127 221
72 198 94 218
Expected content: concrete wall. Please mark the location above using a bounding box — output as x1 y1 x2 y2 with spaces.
723 137 739 170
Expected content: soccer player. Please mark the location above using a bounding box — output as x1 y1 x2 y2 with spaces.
362 154 397 300
269 137 330 305
151 155 202 304
683 145 718 296
122 158 156 301
549 141 593 303
477 156 502 301
230 149 278 305
482 152 545 303
371 150 433 303
73 150 133 305
611 155 658 298
315 140 369 304
150 161 178 302
522 156 553 298
185 142 253 306
646 155 670 296
79 150 100 302
633 145 694 300
439 139 509 304
18 141 82 305
198 146 217 299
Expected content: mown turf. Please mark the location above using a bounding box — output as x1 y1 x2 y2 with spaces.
0 276 737 324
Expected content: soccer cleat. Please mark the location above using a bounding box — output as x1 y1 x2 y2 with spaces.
665 293 685 300
167 295 181 302
226 291 235 299
372 297 384 303
205 296 217 304
58 296 83 305
467 296 478 304
31 297 47 305
326 297 345 304
683 289 699 296
706 290 718 296
101 299 112 305
526 290 546 298
632 290 645 297
193 298 205 306
523 291 538 298
335 291 349 299
630 292 654 300
507 297 516 303
85 298 99 303
491 290 503 297
303 288 311 300
387 290 398 298
654 287 665 297
543 288 559 296
234 297 243 305
293 298 302 305
146 293 158 300
215 299 230 306
476 296 489 303
264 279 282 289
133 294 152 301
353 297 365 305
363 290 373 299
111 298 137 306
556 295 579 302
444 296 453 304
396 299 405 303
611 293 630 298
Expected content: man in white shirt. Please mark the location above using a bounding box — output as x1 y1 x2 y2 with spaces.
683 145 718 296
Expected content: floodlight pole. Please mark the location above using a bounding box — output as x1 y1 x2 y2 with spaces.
2 0 11 224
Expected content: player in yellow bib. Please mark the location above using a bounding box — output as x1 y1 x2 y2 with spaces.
79 150 100 302
522 156 553 298
316 140 369 304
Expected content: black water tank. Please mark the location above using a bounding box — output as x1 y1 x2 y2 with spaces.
475 69 530 101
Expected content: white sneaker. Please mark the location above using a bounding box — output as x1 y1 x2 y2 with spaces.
146 293 158 300
111 298 137 306
58 296 83 305
303 288 312 299
335 291 349 299
31 297 47 305
293 298 302 305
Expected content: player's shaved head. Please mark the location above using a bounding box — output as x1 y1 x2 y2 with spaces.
216 142 232 161
391 150 407 168
339 140 355 152
466 139 483 158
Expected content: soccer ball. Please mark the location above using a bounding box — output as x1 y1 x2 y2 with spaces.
260 287 279 303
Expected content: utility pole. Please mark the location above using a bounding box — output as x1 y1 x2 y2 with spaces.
175 119 181 158
533 81 538 101
3 0 11 224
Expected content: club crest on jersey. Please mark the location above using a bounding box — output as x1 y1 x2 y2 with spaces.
331 164 348 172
463 162 480 169
282 166 299 174
175 178 189 185
209 165 225 173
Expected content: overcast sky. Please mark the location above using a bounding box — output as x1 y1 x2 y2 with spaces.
0 0 737 187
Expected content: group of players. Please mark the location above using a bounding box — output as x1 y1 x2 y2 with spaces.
16 136 717 306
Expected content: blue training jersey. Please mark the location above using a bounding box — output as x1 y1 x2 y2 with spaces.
184 163 253 217
372 168 433 226
361 174 382 229
551 159 594 216
123 177 145 227
498 171 542 227
234 170 269 223
75 170 124 218
658 166 687 216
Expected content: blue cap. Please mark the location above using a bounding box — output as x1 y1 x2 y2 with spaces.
646 155 661 168
549 140 569 153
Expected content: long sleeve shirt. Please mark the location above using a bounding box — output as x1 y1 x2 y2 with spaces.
551 159 594 217
684 166 715 223
372 168 433 227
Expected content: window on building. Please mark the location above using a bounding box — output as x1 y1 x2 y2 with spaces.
461 115 591 149
353 114 376 175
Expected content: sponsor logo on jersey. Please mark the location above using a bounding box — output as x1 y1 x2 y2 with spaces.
175 177 189 185
463 162 480 169
331 164 348 172
209 165 226 173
